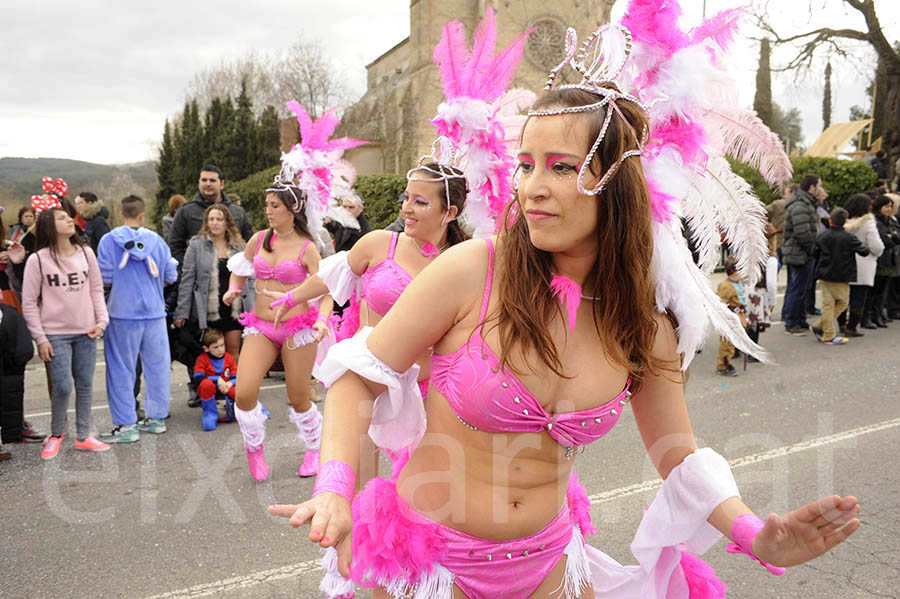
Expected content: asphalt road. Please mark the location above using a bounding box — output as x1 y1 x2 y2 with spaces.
2 282 898 599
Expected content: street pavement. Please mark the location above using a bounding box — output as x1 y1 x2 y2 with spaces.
2 275 898 599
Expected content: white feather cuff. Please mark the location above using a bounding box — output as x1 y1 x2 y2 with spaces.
226 252 254 277
318 251 362 305
316 327 423 452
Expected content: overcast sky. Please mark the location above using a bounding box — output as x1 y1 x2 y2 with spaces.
1 0 898 165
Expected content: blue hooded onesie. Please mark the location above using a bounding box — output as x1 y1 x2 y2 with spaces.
97 226 178 425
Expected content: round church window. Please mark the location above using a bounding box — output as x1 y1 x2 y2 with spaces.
526 18 568 71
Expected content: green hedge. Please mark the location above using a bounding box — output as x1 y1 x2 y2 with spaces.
354 174 407 230
230 167 406 232
727 156 878 207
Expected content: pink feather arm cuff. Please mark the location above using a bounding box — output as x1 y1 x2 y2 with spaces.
726 514 786 575
313 460 356 503
270 292 299 311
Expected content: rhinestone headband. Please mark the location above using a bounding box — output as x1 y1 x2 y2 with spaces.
527 24 649 196
406 137 467 205
266 171 305 213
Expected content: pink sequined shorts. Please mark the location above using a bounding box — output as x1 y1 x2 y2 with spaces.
349 470 592 599
239 308 319 348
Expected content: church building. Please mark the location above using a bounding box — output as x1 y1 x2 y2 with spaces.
339 0 616 175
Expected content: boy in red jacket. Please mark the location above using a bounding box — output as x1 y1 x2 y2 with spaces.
193 329 237 431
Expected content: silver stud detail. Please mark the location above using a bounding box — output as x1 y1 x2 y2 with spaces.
523 409 529 416
620 400 626 406
501 382 509 388
594 417 602 423
611 409 617 416
540 545 546 551
486 554 492 561
513 396 520 404
506 553 512 559
581 421 586 426
547 422 553 431
523 550 529 557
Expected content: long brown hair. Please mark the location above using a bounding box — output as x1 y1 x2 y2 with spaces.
262 188 312 252
491 87 661 389
196 203 244 248
35 207 86 267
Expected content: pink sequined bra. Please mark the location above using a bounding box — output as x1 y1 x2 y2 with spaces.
361 232 412 317
430 239 632 456
253 235 310 285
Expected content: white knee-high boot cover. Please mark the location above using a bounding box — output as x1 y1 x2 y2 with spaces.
290 403 322 477
289 403 322 449
235 402 267 451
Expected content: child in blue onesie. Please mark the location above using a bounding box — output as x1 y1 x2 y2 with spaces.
97 195 178 442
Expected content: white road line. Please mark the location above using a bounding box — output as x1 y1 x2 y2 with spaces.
24 384 288 419
141 416 900 599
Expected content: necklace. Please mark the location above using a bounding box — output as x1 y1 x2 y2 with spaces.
412 238 449 258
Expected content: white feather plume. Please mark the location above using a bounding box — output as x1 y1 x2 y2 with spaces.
703 107 793 186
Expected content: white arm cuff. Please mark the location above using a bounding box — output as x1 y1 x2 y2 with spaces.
227 252 254 277
631 448 740 565
316 327 423 451
318 251 362 305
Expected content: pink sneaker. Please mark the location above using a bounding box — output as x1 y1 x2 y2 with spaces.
246 446 270 481
41 434 64 460
75 436 110 452
298 449 319 477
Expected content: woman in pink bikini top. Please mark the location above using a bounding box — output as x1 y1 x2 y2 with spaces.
273 84 860 598
224 186 335 482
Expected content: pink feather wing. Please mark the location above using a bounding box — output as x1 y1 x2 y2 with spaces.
285 101 313 145
461 7 498 95
705 108 793 186
688 7 745 51
474 27 535 102
433 20 469 99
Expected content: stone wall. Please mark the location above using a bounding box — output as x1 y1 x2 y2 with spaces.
336 0 616 174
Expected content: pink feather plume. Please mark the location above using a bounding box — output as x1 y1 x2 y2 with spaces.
679 551 728 599
688 6 745 51
622 0 689 60
705 107 793 186
567 470 597 535
550 275 582 332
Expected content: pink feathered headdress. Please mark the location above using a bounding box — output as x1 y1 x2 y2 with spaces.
430 7 536 236
275 101 368 233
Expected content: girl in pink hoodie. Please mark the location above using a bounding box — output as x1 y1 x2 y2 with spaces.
21 207 110 459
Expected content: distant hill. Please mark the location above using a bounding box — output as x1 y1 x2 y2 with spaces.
0 157 158 211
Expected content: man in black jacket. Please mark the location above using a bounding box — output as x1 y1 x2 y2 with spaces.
79 192 111 254
167 165 253 265
166 165 253 407
781 174 823 335
811 207 869 343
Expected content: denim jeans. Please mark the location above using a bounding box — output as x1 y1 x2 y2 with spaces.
782 259 815 328
46 334 97 439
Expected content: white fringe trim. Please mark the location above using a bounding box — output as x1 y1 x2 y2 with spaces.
380 564 455 599
234 402 267 451
557 525 592 599
320 547 356 598
287 327 319 349
289 404 322 450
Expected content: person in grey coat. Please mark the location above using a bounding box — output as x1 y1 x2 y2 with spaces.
174 205 254 361
781 174 824 334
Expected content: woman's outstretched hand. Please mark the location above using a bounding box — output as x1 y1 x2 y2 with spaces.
751 494 860 568
269 494 353 577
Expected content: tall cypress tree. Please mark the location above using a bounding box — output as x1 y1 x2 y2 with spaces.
754 38 774 129
156 120 178 224
223 79 256 182
256 105 282 172
823 62 832 131
179 99 204 193
202 97 224 165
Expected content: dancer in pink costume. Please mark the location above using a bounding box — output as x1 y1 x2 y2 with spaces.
225 101 365 482
269 4 862 597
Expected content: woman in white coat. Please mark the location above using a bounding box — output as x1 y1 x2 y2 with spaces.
842 194 884 334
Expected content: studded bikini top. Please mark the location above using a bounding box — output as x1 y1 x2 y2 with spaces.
361 232 412 317
252 235 310 285
430 238 632 455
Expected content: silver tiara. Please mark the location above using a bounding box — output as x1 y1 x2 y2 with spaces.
266 169 305 213
528 24 649 196
406 137 467 204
